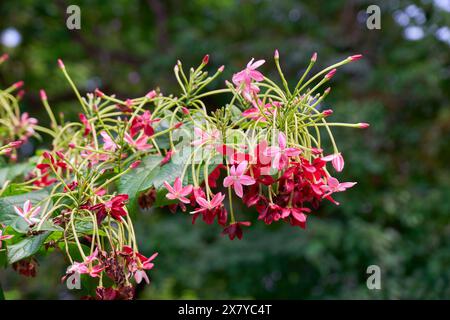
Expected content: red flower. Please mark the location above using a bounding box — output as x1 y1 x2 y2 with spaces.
130 110 160 137
222 221 251 240
90 194 129 223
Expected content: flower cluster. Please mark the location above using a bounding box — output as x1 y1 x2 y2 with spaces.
0 50 367 299
161 51 367 240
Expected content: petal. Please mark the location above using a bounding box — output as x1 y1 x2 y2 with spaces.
285 148 301 157
166 193 176 200
321 154 335 162
31 206 41 218
163 181 175 194
223 176 234 187
24 200 32 213
278 132 287 150
234 182 243 198
235 160 248 176
14 206 24 216
332 153 344 172
179 196 191 204
196 197 209 208
340 182 357 190
249 59 265 70
246 58 255 68
180 185 193 196
239 175 256 185
211 193 224 207
264 147 280 157
328 177 339 188
291 211 307 223
173 177 182 192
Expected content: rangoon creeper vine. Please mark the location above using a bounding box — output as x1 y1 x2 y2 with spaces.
0 51 368 299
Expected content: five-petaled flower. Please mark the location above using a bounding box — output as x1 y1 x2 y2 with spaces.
191 192 225 214
164 177 193 204
121 246 158 284
100 131 117 152
223 161 256 198
320 177 356 198
264 132 301 170
13 200 41 225
232 58 265 100
130 110 160 137
124 133 152 151
90 194 129 223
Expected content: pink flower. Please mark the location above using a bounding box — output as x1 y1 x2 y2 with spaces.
124 133 152 151
232 58 265 100
264 132 301 169
164 177 193 204
121 246 158 284
84 248 99 264
223 161 256 198
100 131 117 152
80 147 109 165
0 230 13 249
232 58 265 85
320 177 357 198
191 192 225 214
67 262 89 275
18 112 38 138
321 153 344 172
191 127 220 147
66 249 105 278
13 200 41 225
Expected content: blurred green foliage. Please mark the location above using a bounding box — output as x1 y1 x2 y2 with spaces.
0 0 449 299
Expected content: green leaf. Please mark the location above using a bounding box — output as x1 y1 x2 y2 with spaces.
75 220 106 236
118 154 163 213
0 190 51 233
0 162 34 185
7 232 50 264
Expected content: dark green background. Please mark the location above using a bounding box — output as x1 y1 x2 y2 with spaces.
0 0 449 299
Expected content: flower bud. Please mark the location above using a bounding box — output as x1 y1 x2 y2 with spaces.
325 69 336 80
274 49 279 60
9 140 23 148
40 89 47 101
57 59 65 69
311 52 317 62
358 122 370 129
174 122 183 129
130 160 141 169
13 81 24 89
95 88 104 97
348 54 363 61
202 54 210 65
146 90 157 99
218 65 225 72
56 151 65 160
323 109 333 117
43 151 52 160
